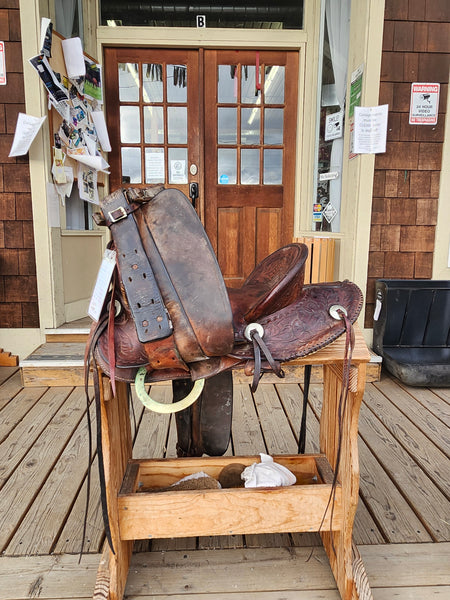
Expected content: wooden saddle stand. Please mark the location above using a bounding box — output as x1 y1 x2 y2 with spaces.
86 186 372 600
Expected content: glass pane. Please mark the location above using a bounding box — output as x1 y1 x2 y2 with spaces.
168 148 188 184
168 106 187 144
118 63 139 102
144 106 164 143
145 148 165 184
142 63 163 103
241 149 260 184
120 105 140 143
241 107 260 145
264 66 285 103
241 65 259 104
264 108 284 144
218 148 237 184
121 147 141 183
264 149 283 184
218 107 237 144
102 2 303 29
218 65 237 103
167 64 187 102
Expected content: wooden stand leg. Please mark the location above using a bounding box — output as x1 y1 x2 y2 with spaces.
93 377 133 600
319 362 371 600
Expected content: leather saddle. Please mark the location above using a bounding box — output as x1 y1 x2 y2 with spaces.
88 186 363 456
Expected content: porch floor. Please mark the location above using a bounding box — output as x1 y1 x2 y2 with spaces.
0 366 449 598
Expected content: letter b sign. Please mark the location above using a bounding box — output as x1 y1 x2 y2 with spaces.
196 15 206 28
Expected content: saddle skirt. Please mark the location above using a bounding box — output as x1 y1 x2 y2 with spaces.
90 186 363 387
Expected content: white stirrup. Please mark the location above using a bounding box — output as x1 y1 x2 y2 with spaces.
134 367 205 414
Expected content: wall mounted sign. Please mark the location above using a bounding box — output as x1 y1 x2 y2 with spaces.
0 41 6 85
409 83 440 125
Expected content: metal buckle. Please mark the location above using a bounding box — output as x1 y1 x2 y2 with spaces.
108 206 128 223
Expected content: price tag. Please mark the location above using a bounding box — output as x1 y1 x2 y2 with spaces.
88 249 116 321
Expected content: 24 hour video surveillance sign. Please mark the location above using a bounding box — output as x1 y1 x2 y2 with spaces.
409 83 440 125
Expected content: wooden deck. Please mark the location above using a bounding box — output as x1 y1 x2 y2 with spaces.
0 365 449 598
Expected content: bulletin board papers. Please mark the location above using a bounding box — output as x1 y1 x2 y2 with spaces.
9 113 47 157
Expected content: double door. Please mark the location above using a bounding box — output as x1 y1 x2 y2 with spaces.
104 48 298 286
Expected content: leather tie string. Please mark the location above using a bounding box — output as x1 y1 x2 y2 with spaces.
249 329 284 392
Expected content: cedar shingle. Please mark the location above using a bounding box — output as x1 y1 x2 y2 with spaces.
383 20 395 51
416 198 438 225
427 23 450 53
0 248 19 274
371 197 390 224
22 302 39 328
3 220 23 248
0 193 15 220
376 142 419 170
410 171 432 197
414 253 433 278
0 303 22 328
380 224 401 251
413 22 428 51
400 225 435 251
3 164 30 192
418 143 443 170
403 53 419 81
384 251 415 278
408 0 426 21
390 198 417 224
425 0 450 22
368 252 385 277
18 248 36 275
394 22 415 51
381 52 404 82
385 0 408 20
0 10 9 40
418 53 450 82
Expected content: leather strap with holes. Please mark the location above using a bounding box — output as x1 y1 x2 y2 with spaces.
100 188 172 343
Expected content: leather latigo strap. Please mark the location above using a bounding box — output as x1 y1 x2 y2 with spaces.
100 189 172 344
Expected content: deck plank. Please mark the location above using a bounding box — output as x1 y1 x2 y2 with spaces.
0 388 89 552
4 398 96 556
366 381 450 497
308 383 433 543
358 395 450 541
374 376 450 458
0 385 47 442
0 387 74 487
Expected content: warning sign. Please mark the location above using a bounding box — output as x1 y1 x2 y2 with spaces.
0 42 6 86
409 83 440 125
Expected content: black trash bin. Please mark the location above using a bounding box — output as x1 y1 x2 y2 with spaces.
373 279 450 387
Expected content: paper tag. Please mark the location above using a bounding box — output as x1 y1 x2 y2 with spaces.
88 249 116 321
373 298 382 321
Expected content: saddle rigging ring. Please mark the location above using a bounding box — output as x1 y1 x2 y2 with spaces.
135 367 205 413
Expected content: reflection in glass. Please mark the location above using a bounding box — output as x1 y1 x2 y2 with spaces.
167 106 187 144
144 106 164 143
218 108 237 144
145 148 165 183
168 148 188 184
121 147 141 183
120 105 140 143
218 148 237 184
119 63 140 102
241 65 259 104
167 64 187 103
241 107 260 145
264 149 283 184
218 65 237 103
264 108 284 144
264 66 285 103
241 149 260 184
142 63 163 103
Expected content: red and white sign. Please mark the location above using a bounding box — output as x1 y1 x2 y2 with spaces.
0 42 6 85
409 83 440 125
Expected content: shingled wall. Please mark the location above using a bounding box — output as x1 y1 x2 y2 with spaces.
0 0 39 328
365 0 450 327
